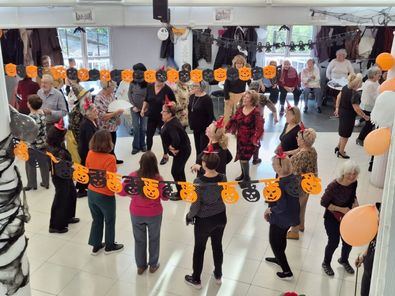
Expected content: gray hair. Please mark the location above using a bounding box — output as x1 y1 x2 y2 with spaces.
336 160 360 179
336 49 347 57
366 66 382 79
193 81 208 93
41 74 54 83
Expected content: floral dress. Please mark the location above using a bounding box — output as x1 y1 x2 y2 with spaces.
226 107 263 161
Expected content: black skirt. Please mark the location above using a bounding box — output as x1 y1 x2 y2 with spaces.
338 109 356 138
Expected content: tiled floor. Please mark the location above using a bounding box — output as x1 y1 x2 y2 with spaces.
21 115 382 295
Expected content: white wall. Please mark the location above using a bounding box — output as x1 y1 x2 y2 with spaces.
111 27 165 69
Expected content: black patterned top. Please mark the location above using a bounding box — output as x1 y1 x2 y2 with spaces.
29 112 47 149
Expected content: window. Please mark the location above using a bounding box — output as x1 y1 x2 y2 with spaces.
290 26 314 55
266 26 287 55
58 27 111 69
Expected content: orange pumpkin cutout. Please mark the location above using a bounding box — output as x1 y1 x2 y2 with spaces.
121 69 133 83
301 173 322 195
26 65 38 78
100 69 111 82
262 179 281 202
51 66 67 80
238 67 251 81
106 172 123 193
73 163 90 184
190 69 203 83
167 69 179 83
178 182 198 203
219 181 239 204
5 63 17 77
78 68 90 81
46 152 60 164
144 69 157 84
214 68 227 82
263 65 277 79
14 141 29 161
141 178 160 200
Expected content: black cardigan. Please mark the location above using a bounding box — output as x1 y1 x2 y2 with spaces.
161 117 191 156
78 117 98 164
188 94 215 131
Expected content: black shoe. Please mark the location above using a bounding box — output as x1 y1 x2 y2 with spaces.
68 217 80 224
303 106 308 113
235 174 244 181
337 151 350 159
77 190 87 198
252 158 262 165
184 275 202 290
40 182 49 189
91 243 105 256
131 149 140 155
160 157 169 165
322 262 335 276
279 106 285 115
213 272 222 285
49 227 68 234
317 107 322 113
338 259 355 274
356 139 364 146
104 243 124 254
116 159 124 164
276 271 293 279
149 263 160 273
24 186 37 191
334 147 339 154
141 147 147 152
265 257 280 265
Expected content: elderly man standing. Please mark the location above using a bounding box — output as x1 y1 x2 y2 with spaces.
37 74 68 130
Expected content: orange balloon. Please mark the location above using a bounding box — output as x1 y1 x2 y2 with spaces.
340 204 378 247
376 52 395 71
364 127 391 156
378 78 395 93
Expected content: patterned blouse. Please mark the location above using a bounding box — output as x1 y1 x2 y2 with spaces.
29 112 47 149
290 147 318 175
95 90 120 132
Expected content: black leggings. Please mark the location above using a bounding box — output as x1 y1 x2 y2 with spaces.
269 224 291 273
146 118 168 154
358 111 374 142
193 211 227 281
324 213 352 264
171 148 191 194
193 130 209 160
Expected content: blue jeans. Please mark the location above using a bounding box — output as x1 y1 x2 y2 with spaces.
303 87 322 108
131 111 147 151
131 214 162 268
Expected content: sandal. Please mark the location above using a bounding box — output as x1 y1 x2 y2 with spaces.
322 262 335 276
338 259 355 274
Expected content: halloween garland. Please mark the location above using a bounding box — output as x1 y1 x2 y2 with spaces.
4 64 278 82
12 139 322 204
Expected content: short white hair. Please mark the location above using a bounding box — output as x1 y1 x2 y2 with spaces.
366 66 382 79
336 49 347 57
337 160 360 179
41 74 53 83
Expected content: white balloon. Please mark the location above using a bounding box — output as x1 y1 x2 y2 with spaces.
371 91 395 128
157 27 169 41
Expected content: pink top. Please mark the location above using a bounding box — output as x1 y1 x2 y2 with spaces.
119 171 168 217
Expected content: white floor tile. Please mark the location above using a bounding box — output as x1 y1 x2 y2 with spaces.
58 271 115 296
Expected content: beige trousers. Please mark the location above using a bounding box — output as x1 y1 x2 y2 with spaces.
223 92 244 125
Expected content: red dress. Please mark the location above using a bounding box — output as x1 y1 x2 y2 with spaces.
226 107 264 161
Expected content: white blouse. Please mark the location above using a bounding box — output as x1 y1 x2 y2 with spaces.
360 80 380 112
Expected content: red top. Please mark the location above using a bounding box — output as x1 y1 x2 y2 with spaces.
17 78 40 114
86 150 117 197
278 67 299 88
119 171 168 217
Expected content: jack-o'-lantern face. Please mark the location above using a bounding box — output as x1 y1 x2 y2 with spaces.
227 67 239 82
242 184 260 202
26 65 38 78
17 65 26 78
100 69 111 82
190 69 203 83
203 69 214 83
301 173 322 195
178 182 198 203
179 70 191 83
78 68 89 81
238 67 251 81
167 69 179 83
89 69 100 81
51 66 66 80
219 181 239 204
263 181 282 202
141 178 160 200
73 163 90 184
252 66 263 80
13 141 29 161
121 69 133 83
156 69 167 83
5 63 17 77
67 68 78 81
214 68 227 82
55 161 73 179
263 65 277 79
144 69 157 83
106 172 123 193
111 69 122 83
133 70 144 83
89 170 106 188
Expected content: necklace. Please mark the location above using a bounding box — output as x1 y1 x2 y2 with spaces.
191 95 200 112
